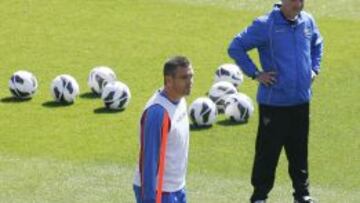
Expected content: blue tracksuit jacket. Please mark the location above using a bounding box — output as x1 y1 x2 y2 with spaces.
228 4 323 106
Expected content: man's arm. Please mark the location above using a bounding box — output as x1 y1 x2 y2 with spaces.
139 104 170 203
310 18 324 76
228 18 268 78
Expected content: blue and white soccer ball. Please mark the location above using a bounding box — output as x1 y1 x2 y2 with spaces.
101 81 131 110
51 74 80 103
208 81 238 113
224 93 254 123
189 97 217 126
8 70 38 99
214 64 243 87
88 66 117 95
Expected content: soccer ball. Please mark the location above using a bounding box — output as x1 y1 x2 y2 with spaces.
228 92 254 107
214 64 243 87
51 74 80 103
189 97 217 126
88 66 117 95
224 93 254 123
208 81 237 113
8 70 38 99
101 81 131 110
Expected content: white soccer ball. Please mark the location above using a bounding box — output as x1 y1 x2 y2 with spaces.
51 74 80 103
8 70 38 99
88 66 117 95
101 81 131 110
214 64 243 87
224 93 254 123
208 81 237 113
189 97 217 126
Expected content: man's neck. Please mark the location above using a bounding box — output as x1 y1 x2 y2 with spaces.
280 8 298 21
162 89 181 104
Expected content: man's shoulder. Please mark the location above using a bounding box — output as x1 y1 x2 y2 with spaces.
146 104 166 116
247 14 271 32
142 104 168 125
253 9 278 26
255 13 272 24
300 11 316 23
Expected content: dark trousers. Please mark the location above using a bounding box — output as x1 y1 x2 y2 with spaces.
250 103 310 202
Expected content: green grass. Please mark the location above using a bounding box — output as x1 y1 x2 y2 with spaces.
0 0 359 202
169 0 360 20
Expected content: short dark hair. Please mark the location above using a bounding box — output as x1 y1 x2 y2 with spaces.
163 56 190 77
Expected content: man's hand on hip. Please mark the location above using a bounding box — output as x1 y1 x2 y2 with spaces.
256 71 277 86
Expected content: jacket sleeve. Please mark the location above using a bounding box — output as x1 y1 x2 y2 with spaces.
228 18 268 78
139 104 169 203
310 18 324 74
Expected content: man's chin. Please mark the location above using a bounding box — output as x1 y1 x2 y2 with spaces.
294 9 302 15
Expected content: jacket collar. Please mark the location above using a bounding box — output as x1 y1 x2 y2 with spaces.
272 4 305 26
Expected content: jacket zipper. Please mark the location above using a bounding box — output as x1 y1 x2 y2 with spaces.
293 24 298 99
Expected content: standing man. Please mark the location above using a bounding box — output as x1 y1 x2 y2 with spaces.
228 1 323 203
133 56 193 203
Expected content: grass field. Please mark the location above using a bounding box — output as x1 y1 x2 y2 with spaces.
0 0 359 202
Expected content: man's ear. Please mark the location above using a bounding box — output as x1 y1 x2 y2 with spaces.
165 75 172 87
